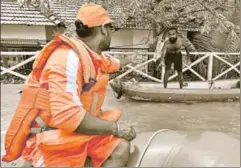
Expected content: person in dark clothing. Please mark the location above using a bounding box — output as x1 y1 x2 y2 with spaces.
159 27 190 89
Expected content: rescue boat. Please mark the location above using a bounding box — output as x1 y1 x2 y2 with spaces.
110 79 240 102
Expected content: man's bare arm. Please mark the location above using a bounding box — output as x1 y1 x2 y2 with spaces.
159 42 167 64
74 112 136 141
74 112 116 135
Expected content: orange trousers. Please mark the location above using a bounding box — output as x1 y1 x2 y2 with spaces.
22 110 123 167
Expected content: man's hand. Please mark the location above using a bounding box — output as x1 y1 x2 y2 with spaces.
153 54 161 63
153 58 157 63
119 56 133 68
156 59 165 71
114 122 136 141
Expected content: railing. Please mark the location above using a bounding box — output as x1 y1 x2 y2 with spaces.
167 52 240 82
1 52 37 80
1 51 240 82
105 51 240 83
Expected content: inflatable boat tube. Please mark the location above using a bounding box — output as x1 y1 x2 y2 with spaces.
128 129 240 167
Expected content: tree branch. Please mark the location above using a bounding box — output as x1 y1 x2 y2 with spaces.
214 0 239 9
175 1 196 12
196 0 235 32
172 9 207 23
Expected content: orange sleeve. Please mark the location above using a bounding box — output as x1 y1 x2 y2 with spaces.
45 46 86 132
99 53 120 73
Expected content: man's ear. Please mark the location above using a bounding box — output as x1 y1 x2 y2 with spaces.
100 25 108 37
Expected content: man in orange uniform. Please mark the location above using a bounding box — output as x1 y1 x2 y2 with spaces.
3 3 136 167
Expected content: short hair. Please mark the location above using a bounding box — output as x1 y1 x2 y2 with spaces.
168 27 178 33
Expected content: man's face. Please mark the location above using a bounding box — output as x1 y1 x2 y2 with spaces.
168 29 177 44
100 24 116 51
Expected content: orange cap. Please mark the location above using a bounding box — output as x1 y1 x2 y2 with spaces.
76 3 113 27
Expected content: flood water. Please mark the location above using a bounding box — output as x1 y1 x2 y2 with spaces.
1 84 240 166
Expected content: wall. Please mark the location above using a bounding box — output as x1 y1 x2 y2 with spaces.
1 25 152 50
1 25 46 40
45 26 66 42
110 28 152 49
44 27 151 50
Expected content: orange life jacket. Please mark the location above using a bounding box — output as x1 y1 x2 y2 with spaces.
2 34 113 162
